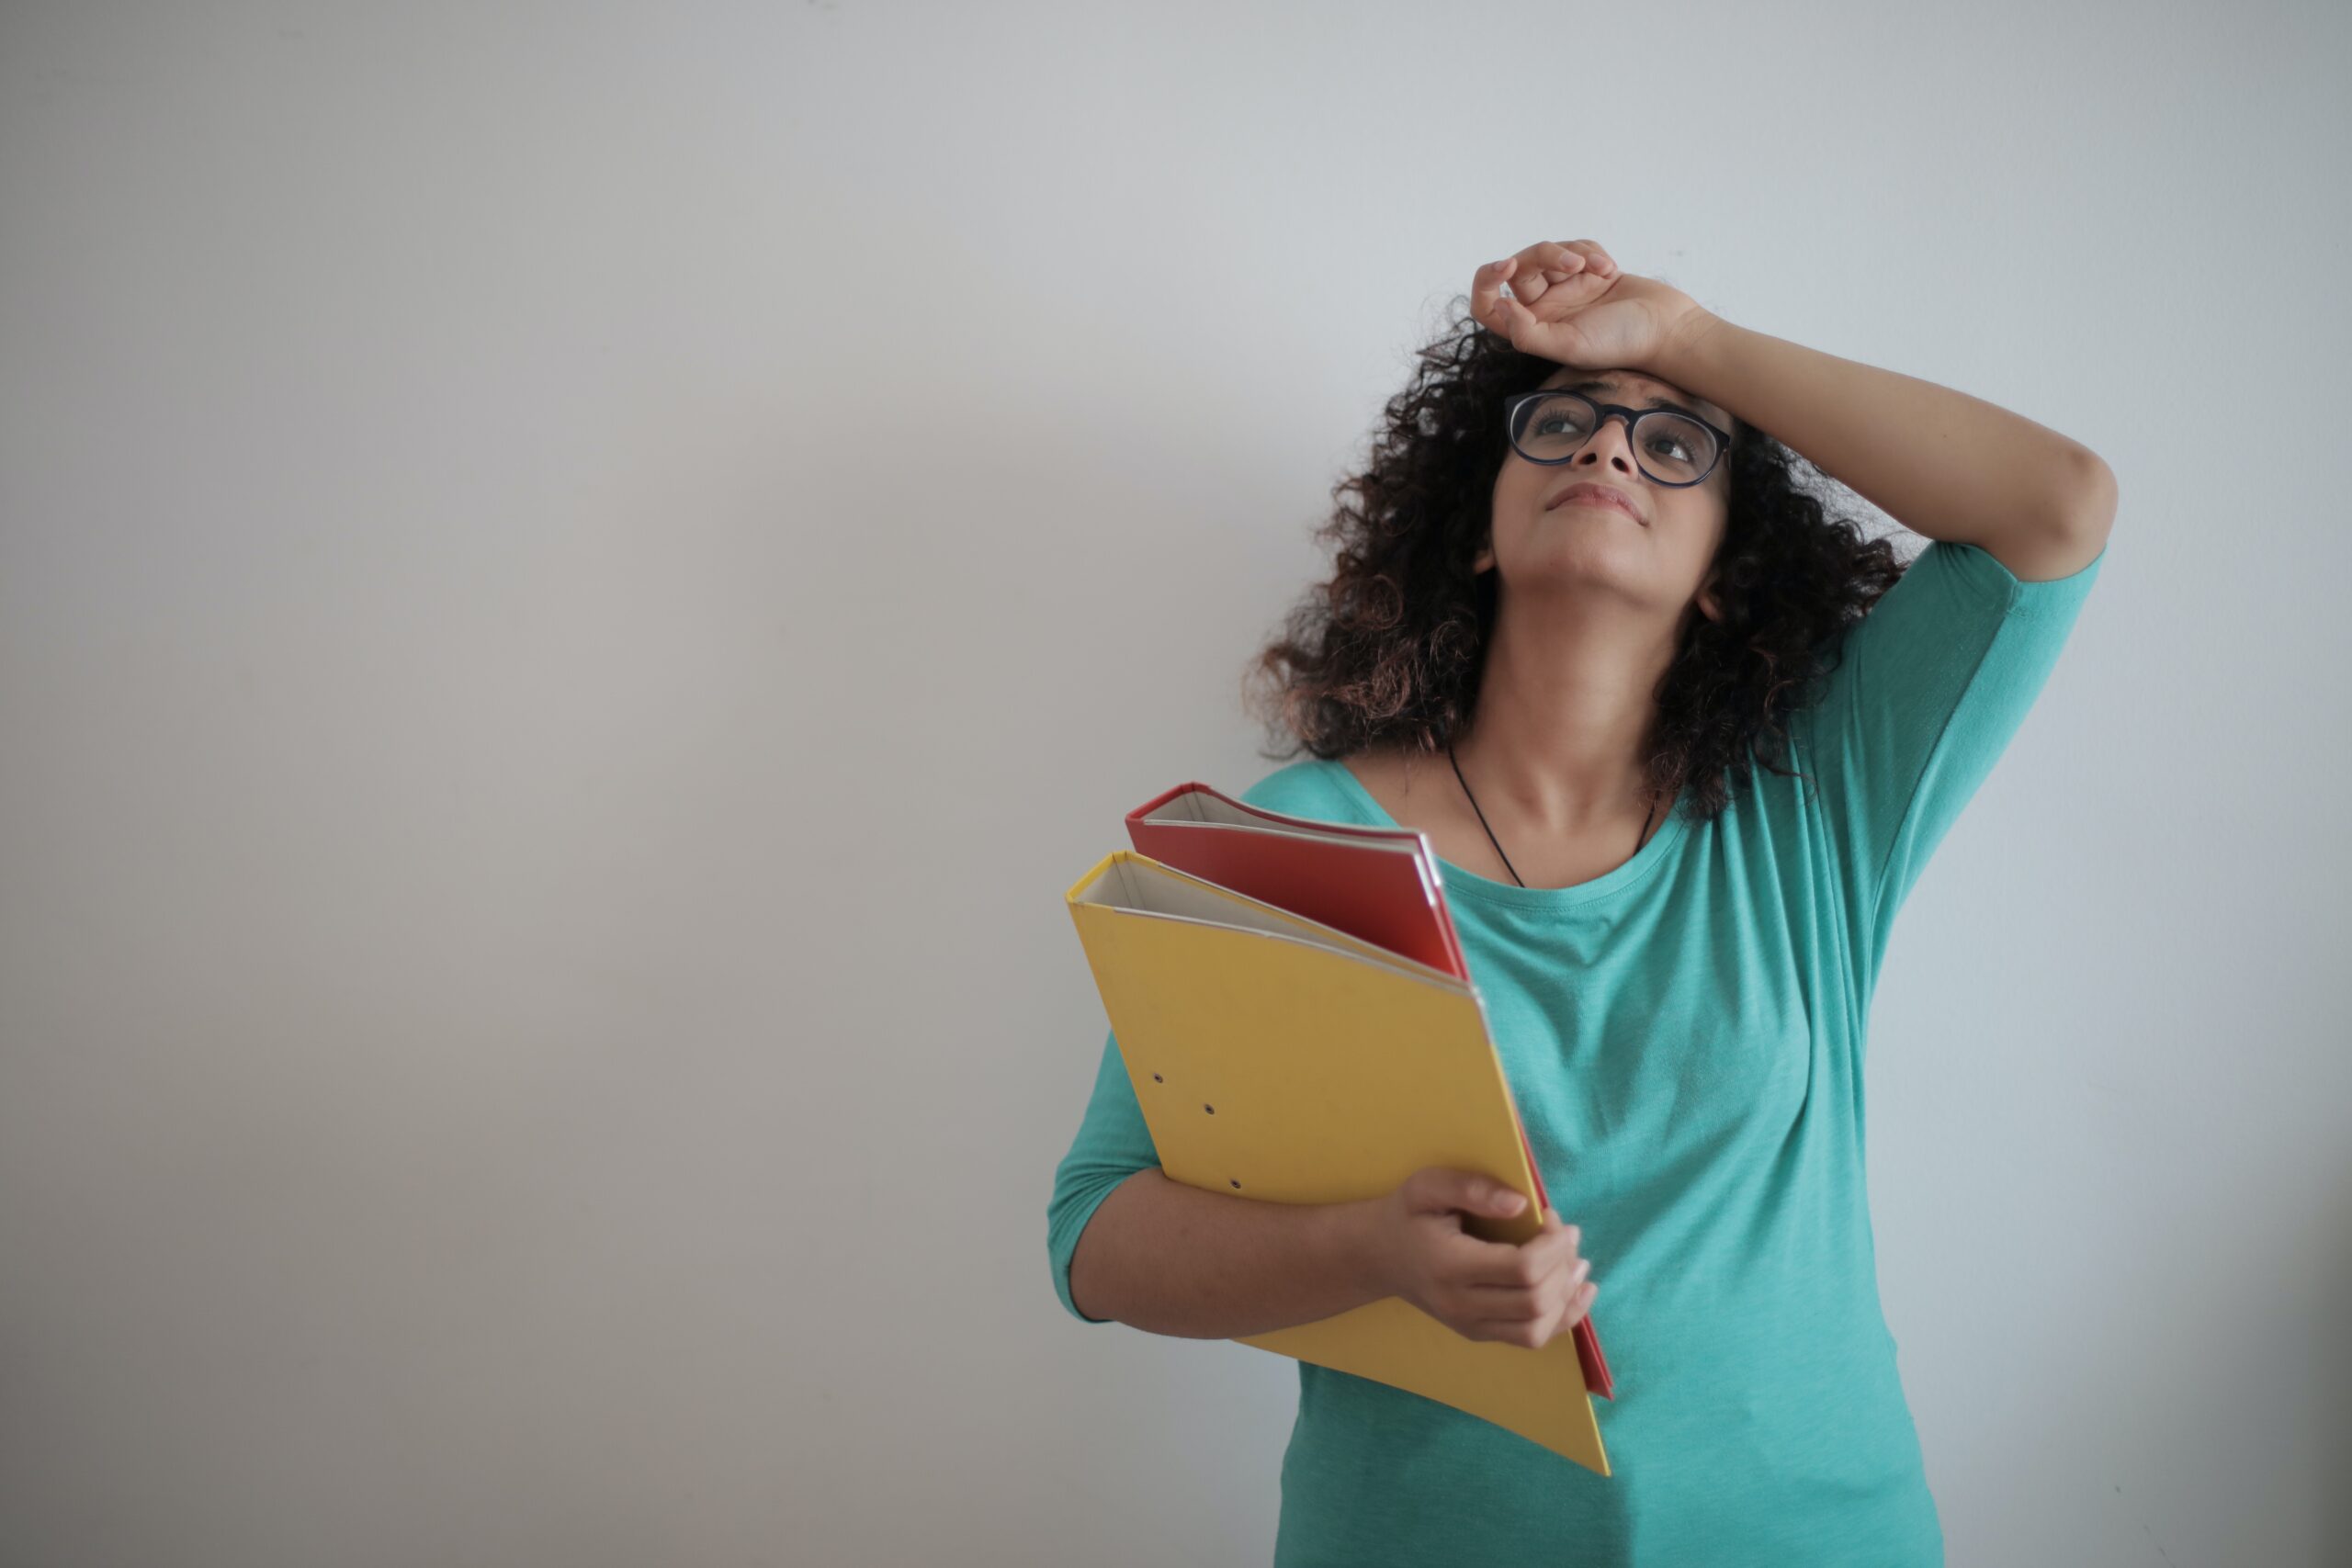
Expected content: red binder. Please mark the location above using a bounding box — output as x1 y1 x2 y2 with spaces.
1125 780 1613 1401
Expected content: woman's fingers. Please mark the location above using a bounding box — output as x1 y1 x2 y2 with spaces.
1469 1273 1597 1347
1538 240 1587 280
1457 1216 1584 1293
1439 1197 1601 1346
1473 257 1521 335
1481 240 1615 334
1476 240 1606 337
1546 1271 1599 1337
1555 1276 1600 1333
1467 257 1505 324
1555 238 1617 276
1476 1253 1588 1309
1511 242 1583 305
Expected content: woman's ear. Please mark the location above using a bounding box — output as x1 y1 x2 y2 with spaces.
1473 538 1495 573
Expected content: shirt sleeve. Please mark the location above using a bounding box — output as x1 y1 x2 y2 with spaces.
1795 535 2108 996
1045 1024 1159 1325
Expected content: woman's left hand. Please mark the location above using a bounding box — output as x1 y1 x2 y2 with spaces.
1475 240 1713 373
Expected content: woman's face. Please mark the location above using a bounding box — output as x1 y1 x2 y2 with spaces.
1477 365 1734 622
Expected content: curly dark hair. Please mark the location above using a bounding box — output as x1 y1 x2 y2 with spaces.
1240 295 1908 825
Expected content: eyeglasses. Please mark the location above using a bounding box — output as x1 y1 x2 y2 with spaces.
1503 389 1732 488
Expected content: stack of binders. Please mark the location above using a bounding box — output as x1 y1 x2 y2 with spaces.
1064 779 1615 1476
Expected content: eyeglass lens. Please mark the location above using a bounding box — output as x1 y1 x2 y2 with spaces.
1511 395 1718 485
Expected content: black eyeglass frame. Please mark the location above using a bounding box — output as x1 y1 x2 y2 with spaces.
1503 389 1734 489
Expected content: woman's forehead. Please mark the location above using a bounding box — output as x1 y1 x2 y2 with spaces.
1539 366 1724 425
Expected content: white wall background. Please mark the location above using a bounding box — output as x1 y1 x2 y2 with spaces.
2 3 2345 1563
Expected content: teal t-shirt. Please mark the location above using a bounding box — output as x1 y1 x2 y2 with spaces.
1047 537 2106 1566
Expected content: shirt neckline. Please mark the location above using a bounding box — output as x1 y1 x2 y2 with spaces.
1316 757 1690 914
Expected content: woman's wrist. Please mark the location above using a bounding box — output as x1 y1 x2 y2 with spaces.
1335 1194 1397 1304
1645 305 1731 389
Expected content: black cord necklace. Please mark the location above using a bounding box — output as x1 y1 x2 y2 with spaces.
1446 739 1657 890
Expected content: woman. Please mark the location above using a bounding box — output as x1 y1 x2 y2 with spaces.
1048 238 2115 1566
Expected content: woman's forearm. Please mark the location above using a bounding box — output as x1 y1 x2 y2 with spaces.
1069 1168 1392 1339
1649 312 2117 546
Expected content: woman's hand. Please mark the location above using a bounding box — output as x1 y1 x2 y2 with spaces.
1363 1167 1598 1350
1475 239 1714 374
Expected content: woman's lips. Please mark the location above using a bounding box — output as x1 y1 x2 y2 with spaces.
1551 485 1642 522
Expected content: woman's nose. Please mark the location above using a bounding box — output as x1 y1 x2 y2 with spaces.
1577 418 1641 470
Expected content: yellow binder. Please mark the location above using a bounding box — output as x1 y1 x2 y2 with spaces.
1066 849 1610 1476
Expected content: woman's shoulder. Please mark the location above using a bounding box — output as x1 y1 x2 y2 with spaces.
1238 751 1371 821
1239 743 1444 828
